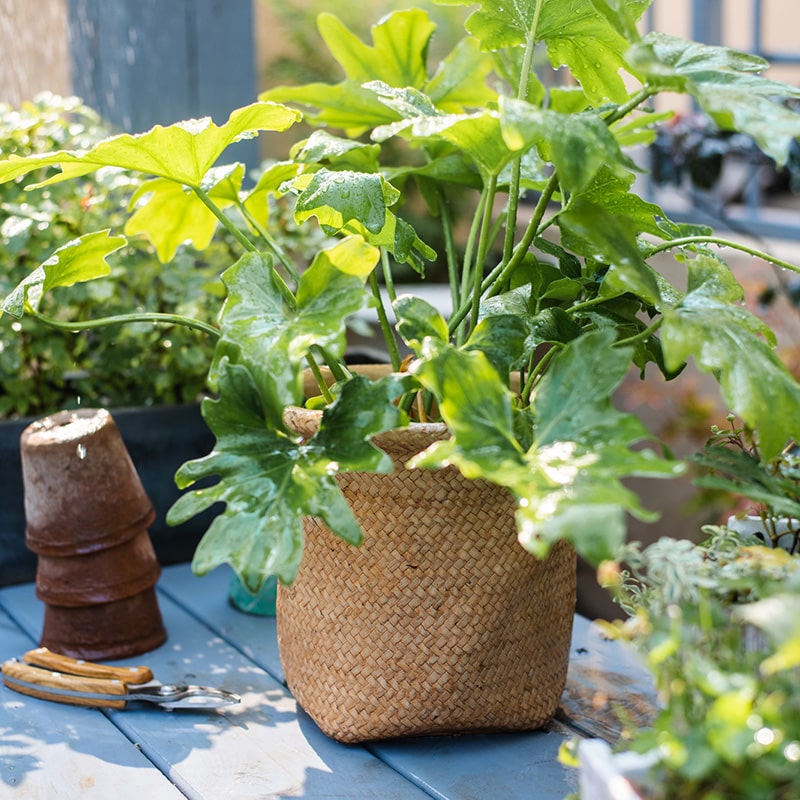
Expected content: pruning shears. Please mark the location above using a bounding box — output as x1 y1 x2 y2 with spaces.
1 647 241 711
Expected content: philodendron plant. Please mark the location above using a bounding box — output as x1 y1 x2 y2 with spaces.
3 1 800 592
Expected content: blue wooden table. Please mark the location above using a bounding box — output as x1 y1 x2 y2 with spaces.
0 564 655 799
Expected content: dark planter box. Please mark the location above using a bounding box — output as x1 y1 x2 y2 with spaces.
0 404 216 587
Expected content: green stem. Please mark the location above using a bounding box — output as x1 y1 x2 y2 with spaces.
437 186 461 318
503 0 545 267
31 309 220 338
381 248 397 305
192 186 258 253
646 236 800 273
520 344 559 405
614 317 664 348
455 190 489 343
370 269 403 371
237 199 300 282
193 185 298 309
469 173 499 338
483 172 559 303
304 353 334 405
601 85 659 129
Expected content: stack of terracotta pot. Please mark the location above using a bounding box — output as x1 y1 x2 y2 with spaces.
20 408 166 660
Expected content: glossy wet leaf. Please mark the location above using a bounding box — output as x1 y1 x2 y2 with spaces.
1 230 126 317
628 33 800 166
170 362 405 590
212 238 378 429
439 0 649 101
294 169 399 234
500 99 633 193
662 255 800 459
463 314 528 380
292 169 434 270
393 294 449 349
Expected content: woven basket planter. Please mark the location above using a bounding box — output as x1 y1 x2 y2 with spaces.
278 405 577 743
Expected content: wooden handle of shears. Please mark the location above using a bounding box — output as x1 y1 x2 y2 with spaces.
1 660 129 708
22 647 153 684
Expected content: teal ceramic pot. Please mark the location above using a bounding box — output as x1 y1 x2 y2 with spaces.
228 574 277 616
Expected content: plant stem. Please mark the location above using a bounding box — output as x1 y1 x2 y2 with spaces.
304 353 335 405
481 172 559 304
193 185 298 309
503 0 545 266
455 190 488 343
601 85 658 126
520 344 559 404
30 309 220 338
614 317 664 348
437 185 461 317
192 186 258 253
370 269 403 371
237 199 300 282
646 236 800 273
469 173 499 336
380 248 397 305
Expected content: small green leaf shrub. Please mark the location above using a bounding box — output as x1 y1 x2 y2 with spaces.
0 94 229 417
2 3 800 596
596 528 800 799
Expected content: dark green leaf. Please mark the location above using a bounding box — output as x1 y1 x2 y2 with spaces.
463 314 528 379
662 256 800 459
500 99 634 194
393 294 449 349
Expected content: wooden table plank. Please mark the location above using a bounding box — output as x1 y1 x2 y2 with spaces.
158 563 284 683
0 604 187 800
0 577 432 800
559 616 657 744
161 564 580 799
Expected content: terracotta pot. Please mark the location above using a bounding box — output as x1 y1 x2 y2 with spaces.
20 408 166 659
278 398 577 743
35 530 161 607
39 587 166 660
21 409 155 556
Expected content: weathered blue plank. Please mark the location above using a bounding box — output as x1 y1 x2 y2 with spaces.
0 603 186 799
0 576 431 800
163 564 581 799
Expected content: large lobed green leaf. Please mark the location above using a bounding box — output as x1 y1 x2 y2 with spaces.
629 33 800 166
0 102 301 189
261 10 496 136
438 0 650 102
170 361 406 590
211 237 379 430
662 255 800 460
124 163 244 263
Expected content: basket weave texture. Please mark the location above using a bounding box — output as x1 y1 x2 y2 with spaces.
278 406 577 743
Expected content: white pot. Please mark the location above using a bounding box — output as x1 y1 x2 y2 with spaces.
726 514 798 554
578 739 657 800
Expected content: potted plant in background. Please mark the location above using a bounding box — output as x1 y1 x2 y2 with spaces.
2 0 800 741
692 415 800 554
570 526 800 799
